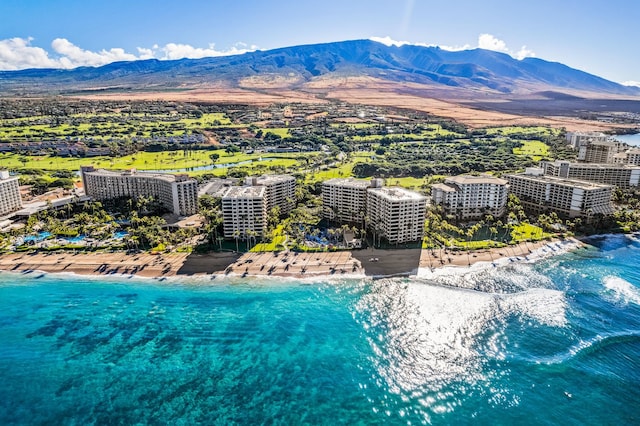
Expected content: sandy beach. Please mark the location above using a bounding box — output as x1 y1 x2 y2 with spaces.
0 237 585 280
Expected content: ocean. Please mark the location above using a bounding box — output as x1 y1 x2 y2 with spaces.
614 133 640 147
0 235 639 425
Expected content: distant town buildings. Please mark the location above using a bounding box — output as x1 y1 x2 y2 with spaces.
221 186 267 240
505 168 613 219
431 174 509 221
367 186 427 244
0 171 22 216
540 160 640 188
80 166 198 216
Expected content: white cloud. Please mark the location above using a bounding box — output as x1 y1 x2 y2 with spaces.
478 34 536 59
622 80 640 88
0 37 258 70
157 42 256 60
371 34 531 57
370 36 469 51
52 38 138 67
478 33 508 52
370 36 425 47
136 47 156 60
515 45 536 60
0 37 59 70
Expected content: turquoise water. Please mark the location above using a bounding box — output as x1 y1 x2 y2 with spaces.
614 133 640 146
1 235 639 424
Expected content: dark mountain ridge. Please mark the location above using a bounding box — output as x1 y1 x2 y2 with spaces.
0 39 637 97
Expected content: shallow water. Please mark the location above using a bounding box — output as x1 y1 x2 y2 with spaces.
0 234 639 424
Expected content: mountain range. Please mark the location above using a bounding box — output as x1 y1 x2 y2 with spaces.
0 39 638 99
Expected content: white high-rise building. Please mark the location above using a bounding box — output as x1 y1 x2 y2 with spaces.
431 174 509 220
80 166 198 216
0 170 22 216
577 140 623 163
566 132 610 149
540 160 640 188
367 186 427 244
505 168 613 219
612 148 640 166
322 178 384 224
246 174 296 215
221 186 267 240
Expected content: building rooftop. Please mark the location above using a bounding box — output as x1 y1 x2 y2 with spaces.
431 183 458 192
368 186 427 201
199 178 239 197
81 167 194 183
222 186 265 199
254 174 295 185
323 177 374 189
445 174 508 186
0 170 17 181
543 160 640 170
506 173 614 190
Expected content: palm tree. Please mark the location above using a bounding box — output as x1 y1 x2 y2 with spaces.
233 229 241 253
246 229 257 251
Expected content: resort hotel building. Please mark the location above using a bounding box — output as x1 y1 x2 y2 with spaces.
245 174 296 215
367 186 427 244
322 177 427 244
540 160 640 189
0 170 22 217
577 140 623 163
566 132 610 149
505 168 613 219
431 174 509 221
80 166 198 216
613 148 640 166
220 186 267 240
322 178 384 224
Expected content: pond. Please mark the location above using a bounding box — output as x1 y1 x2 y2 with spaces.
73 157 281 175
141 157 280 173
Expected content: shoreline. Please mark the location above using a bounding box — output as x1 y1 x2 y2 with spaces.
0 236 589 282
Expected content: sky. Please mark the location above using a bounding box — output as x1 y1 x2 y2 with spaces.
1 0 638 86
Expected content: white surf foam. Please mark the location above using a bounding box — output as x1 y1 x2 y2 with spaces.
356 277 567 395
603 276 640 305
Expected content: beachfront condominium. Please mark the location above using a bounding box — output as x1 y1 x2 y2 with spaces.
245 174 296 215
322 177 384 224
367 186 427 244
431 174 509 221
577 140 624 163
613 148 640 166
0 170 22 216
80 166 198 216
505 168 614 220
540 160 640 189
221 186 267 240
566 132 610 149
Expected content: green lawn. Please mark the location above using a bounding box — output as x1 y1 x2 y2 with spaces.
513 140 550 161
251 225 287 252
0 112 234 141
483 126 560 136
0 150 304 176
260 128 290 138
